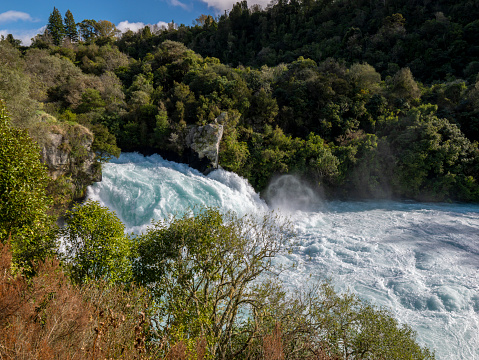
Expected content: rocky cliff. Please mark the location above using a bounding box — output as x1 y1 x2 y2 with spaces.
40 122 101 202
185 121 224 174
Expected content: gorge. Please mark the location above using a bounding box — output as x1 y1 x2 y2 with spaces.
88 152 479 360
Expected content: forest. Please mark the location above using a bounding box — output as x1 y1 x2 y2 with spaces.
2 0 479 357
2 0 479 203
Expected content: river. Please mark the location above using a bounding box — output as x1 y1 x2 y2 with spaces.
87 153 479 359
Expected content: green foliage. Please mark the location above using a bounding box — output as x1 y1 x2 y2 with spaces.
88 123 121 164
246 88 278 128
388 68 421 107
47 7 65 46
0 101 56 269
295 133 339 183
64 10 78 42
151 104 170 146
223 128 339 193
254 281 436 360
77 88 106 113
313 282 434 359
220 130 250 174
129 207 435 359
115 0 479 86
134 207 295 358
3 3 479 202
348 63 381 94
94 20 120 45
61 200 132 285
3 34 21 47
390 108 479 201
0 43 38 127
78 19 98 42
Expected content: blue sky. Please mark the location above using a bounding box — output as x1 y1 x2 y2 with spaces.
0 0 270 45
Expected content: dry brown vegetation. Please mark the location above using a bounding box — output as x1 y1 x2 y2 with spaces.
262 323 339 360
0 241 153 359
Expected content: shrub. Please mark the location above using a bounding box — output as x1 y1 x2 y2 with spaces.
0 241 154 359
0 100 56 270
61 200 133 285
134 207 435 359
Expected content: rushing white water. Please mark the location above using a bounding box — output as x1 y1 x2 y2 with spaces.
88 153 479 360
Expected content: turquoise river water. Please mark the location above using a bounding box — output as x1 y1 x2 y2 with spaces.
87 153 479 359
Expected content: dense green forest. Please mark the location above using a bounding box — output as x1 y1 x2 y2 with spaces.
2 0 479 203
3 0 478 357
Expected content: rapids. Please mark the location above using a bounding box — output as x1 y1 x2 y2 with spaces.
87 153 479 360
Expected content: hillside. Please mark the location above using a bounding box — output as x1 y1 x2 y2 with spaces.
1 0 479 204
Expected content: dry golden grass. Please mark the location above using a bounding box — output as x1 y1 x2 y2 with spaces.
0 241 154 360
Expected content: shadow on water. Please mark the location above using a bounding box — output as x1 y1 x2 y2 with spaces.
383 222 479 268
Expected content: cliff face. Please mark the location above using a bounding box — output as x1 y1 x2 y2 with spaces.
40 123 101 201
185 122 224 174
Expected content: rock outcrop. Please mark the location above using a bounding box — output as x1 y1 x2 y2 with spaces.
185 121 224 174
40 123 101 200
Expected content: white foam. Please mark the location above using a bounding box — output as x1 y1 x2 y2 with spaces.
281 201 479 359
88 154 479 360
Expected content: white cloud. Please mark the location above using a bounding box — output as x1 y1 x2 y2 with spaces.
154 21 170 29
0 10 33 24
116 20 170 33
117 21 146 33
169 0 190 10
199 0 270 12
0 26 45 46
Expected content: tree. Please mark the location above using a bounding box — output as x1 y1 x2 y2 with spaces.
134 207 295 358
390 106 479 201
76 88 106 113
47 7 65 45
0 100 56 269
388 68 421 107
133 207 436 359
194 14 215 27
250 281 436 360
348 63 381 94
3 34 21 47
64 10 78 42
89 123 121 164
61 200 132 285
95 20 120 41
0 42 38 127
78 19 98 42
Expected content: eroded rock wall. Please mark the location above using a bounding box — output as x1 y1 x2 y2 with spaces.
40 123 100 201
185 122 224 174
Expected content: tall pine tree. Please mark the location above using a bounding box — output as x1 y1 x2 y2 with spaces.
64 10 78 42
47 7 65 45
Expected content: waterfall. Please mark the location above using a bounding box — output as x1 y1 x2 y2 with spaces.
88 153 479 360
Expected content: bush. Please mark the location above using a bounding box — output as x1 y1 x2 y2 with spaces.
0 241 153 359
133 207 435 359
61 200 133 285
0 100 56 270
255 281 435 360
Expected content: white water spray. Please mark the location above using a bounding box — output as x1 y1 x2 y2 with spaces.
265 174 322 212
88 153 479 360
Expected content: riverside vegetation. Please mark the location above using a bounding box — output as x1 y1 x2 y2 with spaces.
0 101 435 358
3 0 479 357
